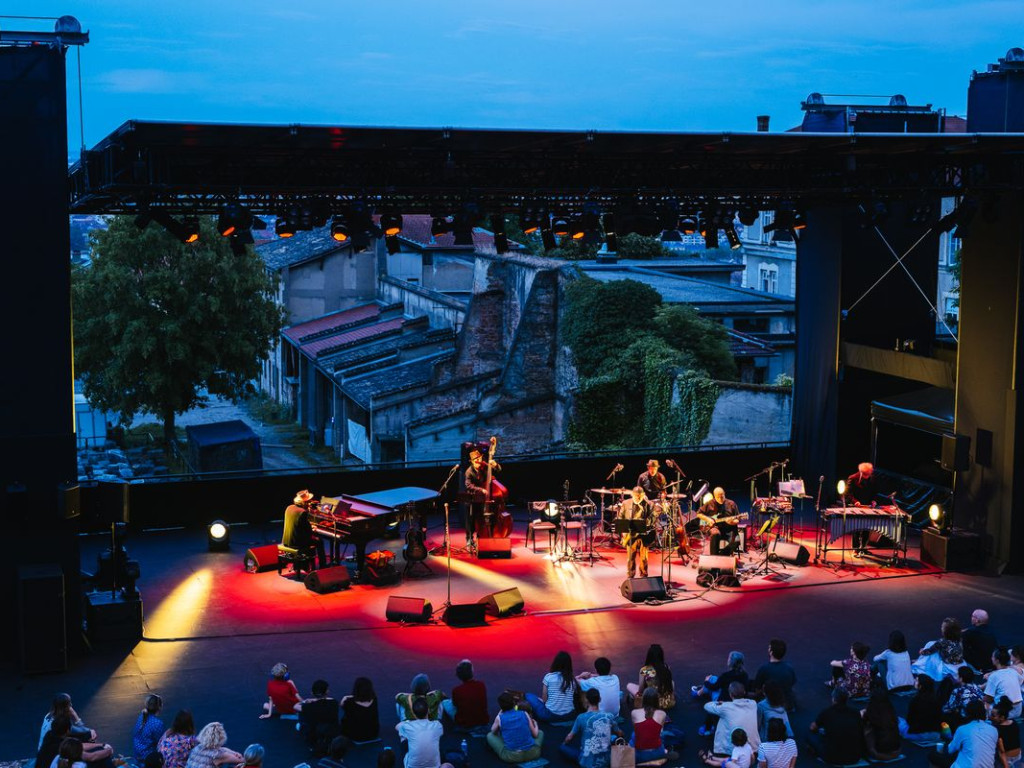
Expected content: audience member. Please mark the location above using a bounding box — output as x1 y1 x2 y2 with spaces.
693 651 748 703
317 736 352 768
525 650 579 723
861 687 901 762
626 644 676 711
914 618 965 683
899 674 943 744
396 674 446 722
487 691 543 763
144 751 165 768
299 679 340 756
991 697 1022 768
630 686 678 763
756 718 797 768
576 657 622 716
703 682 760 759
701 727 753 768
157 710 197 768
560 688 621 768
807 687 865 766
987 648 1024 718
184 722 243 768
131 694 165 763
873 630 915 692
927 699 997 767
755 682 793 743
829 641 871 698
752 640 797 712
962 609 998 673
54 737 87 768
942 666 984 728
395 698 444 768
442 659 489 730
1011 646 1024 680
40 694 96 750
240 744 264 768
341 677 380 743
260 663 302 720
39 717 114 768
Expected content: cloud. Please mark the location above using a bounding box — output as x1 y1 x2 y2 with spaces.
93 69 205 95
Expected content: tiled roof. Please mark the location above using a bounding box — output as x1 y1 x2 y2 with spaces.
302 317 404 358
258 225 348 270
341 355 443 409
324 326 454 371
728 329 777 357
282 303 382 344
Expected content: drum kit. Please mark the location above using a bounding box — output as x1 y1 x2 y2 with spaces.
587 486 700 553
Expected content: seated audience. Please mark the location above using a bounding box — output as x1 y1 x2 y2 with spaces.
873 630 915 692
861 687 901 762
317 735 352 768
752 640 797 712
701 727 753 768
396 674 446 722
240 745 263 768
487 691 544 763
987 648 1024 719
899 674 943 744
807 687 865 766
630 686 679 764
39 717 114 768
942 666 984 728
926 699 997 767
299 679 341 756
341 677 380 742
525 650 579 723
693 651 748 704
157 710 197 768
260 662 302 719
395 697 445 768
41 694 96 750
756 718 797 768
577 656 623 716
54 737 87 768
561 688 622 768
442 659 489 729
990 697 1021 768
131 694 165 763
184 722 243 768
703 683 760 760
626 644 676 711
755 682 793 743
829 641 871 699
962 609 998 673
914 618 965 683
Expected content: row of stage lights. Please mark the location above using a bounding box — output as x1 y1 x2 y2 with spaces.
134 200 811 254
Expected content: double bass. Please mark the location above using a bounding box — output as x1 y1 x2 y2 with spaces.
471 436 512 538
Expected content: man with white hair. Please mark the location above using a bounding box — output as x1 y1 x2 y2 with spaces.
843 462 877 555
962 609 998 673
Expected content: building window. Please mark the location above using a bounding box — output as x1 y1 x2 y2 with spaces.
758 263 778 294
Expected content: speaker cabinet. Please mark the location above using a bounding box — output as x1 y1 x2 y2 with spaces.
697 555 740 587
18 565 67 673
941 433 971 472
771 541 811 566
85 590 143 643
620 576 667 602
921 529 981 571
443 602 488 627
386 595 433 623
477 538 512 559
478 587 524 617
304 566 351 594
243 544 281 573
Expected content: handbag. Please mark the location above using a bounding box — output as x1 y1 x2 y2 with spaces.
610 738 636 768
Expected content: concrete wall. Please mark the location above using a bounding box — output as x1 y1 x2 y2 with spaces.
702 382 793 447
284 249 376 324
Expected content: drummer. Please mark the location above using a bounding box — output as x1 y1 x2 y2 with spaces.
637 459 667 500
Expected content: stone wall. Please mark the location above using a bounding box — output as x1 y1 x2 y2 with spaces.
702 382 792 446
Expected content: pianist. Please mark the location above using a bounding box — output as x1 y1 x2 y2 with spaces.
286 490 324 568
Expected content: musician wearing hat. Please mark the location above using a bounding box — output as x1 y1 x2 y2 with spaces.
637 459 668 500
464 445 508 544
283 490 322 568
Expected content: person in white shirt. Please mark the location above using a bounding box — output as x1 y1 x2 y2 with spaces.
873 630 915 691
576 657 622 717
702 683 760 759
927 700 997 768
395 698 448 768
985 648 1023 719
701 727 754 768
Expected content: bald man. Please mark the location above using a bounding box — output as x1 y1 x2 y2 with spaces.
962 609 998 672
697 487 741 556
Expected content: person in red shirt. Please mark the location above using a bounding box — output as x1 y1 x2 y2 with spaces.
260 663 302 720
441 659 489 729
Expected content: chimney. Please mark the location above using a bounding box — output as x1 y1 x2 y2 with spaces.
756 115 770 132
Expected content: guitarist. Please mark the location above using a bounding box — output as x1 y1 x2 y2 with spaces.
465 442 508 543
696 486 742 556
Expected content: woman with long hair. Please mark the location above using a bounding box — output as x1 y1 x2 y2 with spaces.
40 694 96 750
157 710 196 768
132 694 165 762
627 644 676 710
861 687 901 761
630 687 680 763
524 650 578 722
183 723 243 768
898 675 942 744
55 738 86 768
341 677 380 743
872 630 914 692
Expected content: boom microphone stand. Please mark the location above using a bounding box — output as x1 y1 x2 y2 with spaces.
429 463 467 555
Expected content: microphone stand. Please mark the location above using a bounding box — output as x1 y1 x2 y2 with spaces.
430 464 466 555
814 475 825 563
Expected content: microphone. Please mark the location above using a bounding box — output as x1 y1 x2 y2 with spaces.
819 475 826 482
616 463 624 472
452 463 461 471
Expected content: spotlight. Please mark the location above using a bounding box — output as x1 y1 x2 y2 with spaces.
520 200 546 235
679 215 698 236
737 207 759 226
551 216 570 238
791 211 807 231
217 203 252 237
275 216 296 238
541 225 556 252
703 225 718 250
490 214 509 254
724 224 742 250
543 500 561 526
380 213 403 237
836 479 847 496
208 519 230 551
928 504 942 525
431 216 451 237
452 219 475 246
661 229 682 242
657 204 680 241
330 215 350 242
181 217 200 244
580 204 603 245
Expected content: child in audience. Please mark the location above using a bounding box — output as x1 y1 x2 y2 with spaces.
702 727 753 768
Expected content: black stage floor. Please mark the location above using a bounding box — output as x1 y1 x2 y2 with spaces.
3 518 1022 768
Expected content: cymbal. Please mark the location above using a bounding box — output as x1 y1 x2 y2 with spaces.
589 487 630 495
665 493 688 499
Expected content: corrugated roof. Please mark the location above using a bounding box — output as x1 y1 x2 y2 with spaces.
282 303 381 344
301 317 404 358
341 355 443 409
258 225 348 270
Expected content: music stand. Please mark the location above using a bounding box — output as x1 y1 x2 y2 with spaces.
744 514 788 579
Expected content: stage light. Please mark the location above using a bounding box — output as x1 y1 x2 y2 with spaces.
452 220 475 246
380 213 403 237
275 217 295 238
543 500 561 526
541 227 556 252
836 479 847 496
330 215 350 242
431 216 451 237
661 229 682 242
490 214 509 253
737 207 759 226
703 226 718 249
679 215 698 235
791 211 807 231
520 201 546 235
182 217 200 244
724 223 742 250
208 520 230 551
928 504 942 525
217 203 252 237
551 216 570 238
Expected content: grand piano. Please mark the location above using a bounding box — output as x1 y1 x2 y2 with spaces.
310 487 438 574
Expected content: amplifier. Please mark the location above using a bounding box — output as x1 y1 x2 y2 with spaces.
477 538 512 559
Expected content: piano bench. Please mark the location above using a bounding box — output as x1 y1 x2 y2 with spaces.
527 521 557 552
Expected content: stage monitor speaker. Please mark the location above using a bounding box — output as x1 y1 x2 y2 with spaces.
477 538 512 559
697 554 739 587
941 433 971 472
85 590 143 643
18 565 67 673
385 595 433 623
478 587 524 617
620 576 667 602
443 602 488 627
304 566 352 594
243 544 281 573
920 529 981 572
771 541 810 566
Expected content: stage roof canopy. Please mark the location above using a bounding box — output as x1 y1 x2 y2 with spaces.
68 120 1024 216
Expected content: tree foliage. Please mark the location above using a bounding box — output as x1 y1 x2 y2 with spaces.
73 216 286 444
616 234 670 260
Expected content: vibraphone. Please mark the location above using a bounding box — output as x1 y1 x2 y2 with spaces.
817 505 909 565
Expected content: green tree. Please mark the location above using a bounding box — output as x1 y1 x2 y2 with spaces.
73 216 286 445
616 233 669 260
652 304 737 381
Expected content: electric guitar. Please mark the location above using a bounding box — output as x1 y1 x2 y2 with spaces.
695 511 748 528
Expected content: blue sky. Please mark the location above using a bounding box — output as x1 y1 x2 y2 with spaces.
5 1 1022 152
